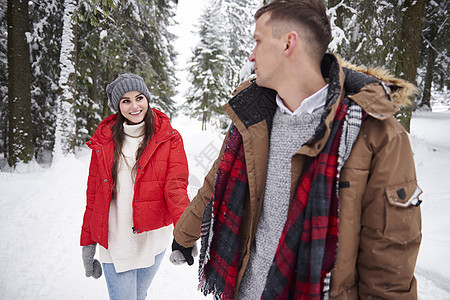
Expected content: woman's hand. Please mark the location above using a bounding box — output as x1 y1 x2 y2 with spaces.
82 244 102 279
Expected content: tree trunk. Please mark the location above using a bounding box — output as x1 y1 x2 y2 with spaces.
53 0 78 160
2 114 8 161
202 115 207 131
394 0 427 132
202 92 208 131
7 0 34 167
421 22 438 109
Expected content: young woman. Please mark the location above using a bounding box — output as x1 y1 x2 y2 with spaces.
80 73 190 300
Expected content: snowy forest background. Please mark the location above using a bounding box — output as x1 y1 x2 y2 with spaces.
0 0 448 169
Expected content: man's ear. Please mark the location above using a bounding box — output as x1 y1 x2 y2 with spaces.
284 31 299 57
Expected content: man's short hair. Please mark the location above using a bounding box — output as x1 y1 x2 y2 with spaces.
255 0 331 63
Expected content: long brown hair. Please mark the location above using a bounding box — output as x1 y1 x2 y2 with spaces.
111 107 155 199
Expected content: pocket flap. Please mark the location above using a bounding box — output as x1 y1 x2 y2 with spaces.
386 182 422 207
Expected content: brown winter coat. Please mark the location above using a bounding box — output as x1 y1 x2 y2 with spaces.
174 54 422 299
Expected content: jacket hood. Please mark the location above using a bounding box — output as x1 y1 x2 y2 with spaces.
337 56 418 107
90 113 116 146
87 108 174 147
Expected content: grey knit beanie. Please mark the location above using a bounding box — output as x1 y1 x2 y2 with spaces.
106 73 152 112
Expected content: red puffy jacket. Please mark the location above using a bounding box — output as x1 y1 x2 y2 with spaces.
80 108 190 249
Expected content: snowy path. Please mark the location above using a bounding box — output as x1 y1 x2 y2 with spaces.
0 111 449 299
410 110 450 299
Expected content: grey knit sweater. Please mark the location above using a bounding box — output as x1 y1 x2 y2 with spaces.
238 107 322 299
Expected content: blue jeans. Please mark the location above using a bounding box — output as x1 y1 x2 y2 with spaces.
102 250 166 300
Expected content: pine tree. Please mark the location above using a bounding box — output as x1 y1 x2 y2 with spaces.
29 0 64 164
76 19 110 144
184 0 229 130
132 0 179 116
223 0 260 88
419 0 449 109
6 0 34 167
73 0 118 145
326 0 427 131
326 0 400 68
76 0 179 144
420 18 438 110
185 0 261 130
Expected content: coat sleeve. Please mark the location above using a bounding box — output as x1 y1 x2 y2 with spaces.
163 132 191 226
172 132 228 248
80 150 99 246
358 118 421 299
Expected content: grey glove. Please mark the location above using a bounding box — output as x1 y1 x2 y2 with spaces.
82 244 102 279
169 239 198 266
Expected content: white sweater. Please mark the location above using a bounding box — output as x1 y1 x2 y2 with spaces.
99 121 172 273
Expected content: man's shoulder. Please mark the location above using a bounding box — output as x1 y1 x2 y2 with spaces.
226 80 278 130
360 114 410 152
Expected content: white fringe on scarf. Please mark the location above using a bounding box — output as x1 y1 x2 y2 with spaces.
324 101 363 300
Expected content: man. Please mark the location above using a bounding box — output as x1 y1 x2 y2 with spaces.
171 0 422 299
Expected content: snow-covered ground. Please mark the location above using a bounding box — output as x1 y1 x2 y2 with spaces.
1 0 449 297
409 108 450 298
0 108 449 299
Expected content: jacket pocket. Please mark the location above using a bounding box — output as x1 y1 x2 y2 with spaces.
383 181 422 244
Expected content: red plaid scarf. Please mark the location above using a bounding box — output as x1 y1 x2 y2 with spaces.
199 99 364 300
199 124 247 299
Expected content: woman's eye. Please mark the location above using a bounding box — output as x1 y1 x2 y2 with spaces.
137 96 144 101
121 99 129 104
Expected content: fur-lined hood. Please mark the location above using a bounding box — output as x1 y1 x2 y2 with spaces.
338 57 418 107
